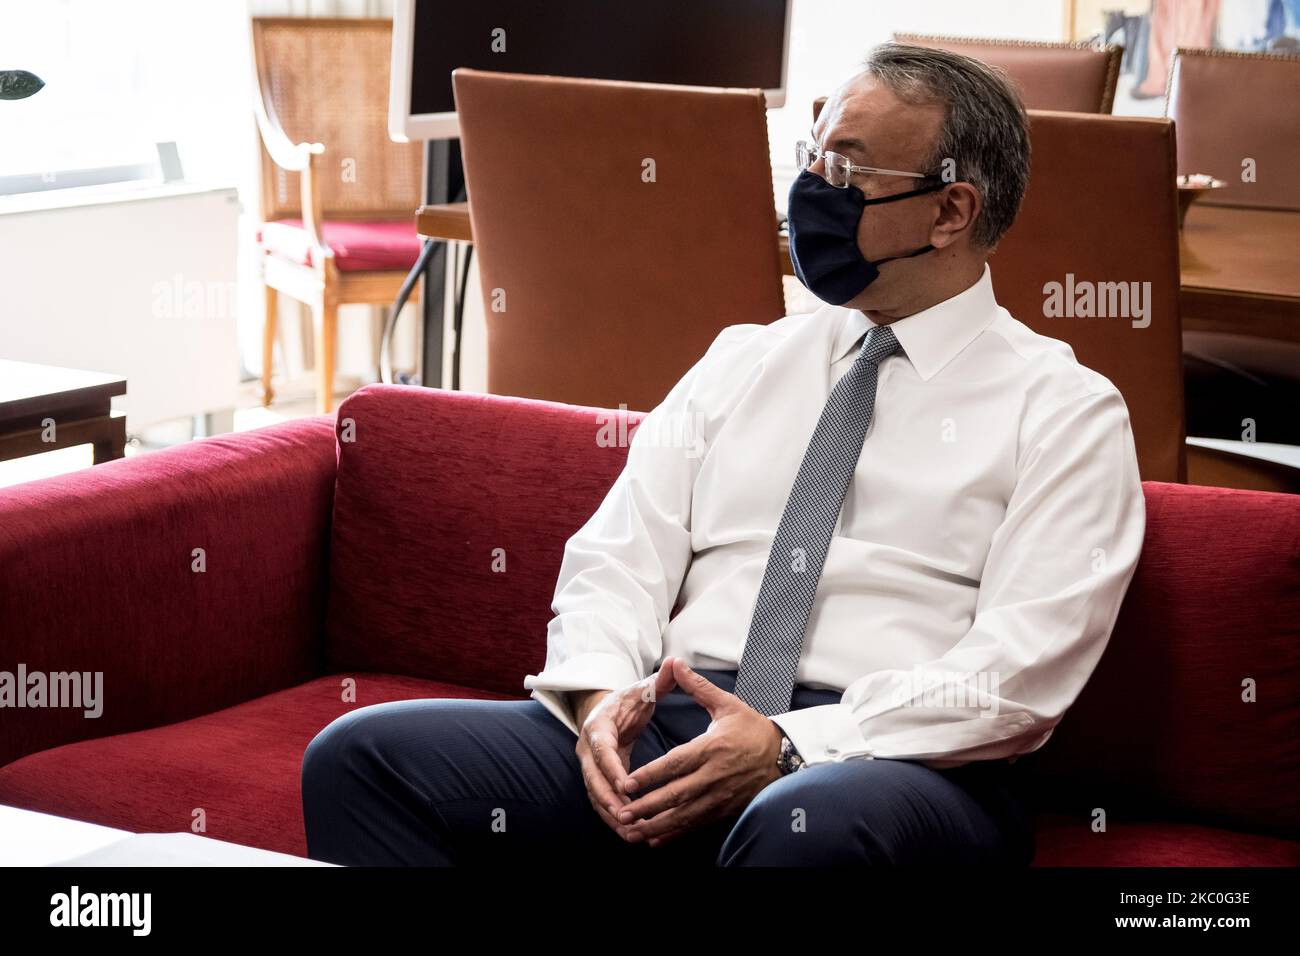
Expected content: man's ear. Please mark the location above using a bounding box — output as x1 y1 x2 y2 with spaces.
929 182 982 249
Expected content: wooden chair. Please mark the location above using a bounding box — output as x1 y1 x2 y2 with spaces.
251 17 423 414
891 34 1123 113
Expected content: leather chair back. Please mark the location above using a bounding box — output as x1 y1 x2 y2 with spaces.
893 34 1122 113
452 68 786 411
1167 47 1300 211
993 111 1186 482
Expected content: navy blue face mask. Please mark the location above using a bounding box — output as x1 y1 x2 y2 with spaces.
787 169 943 306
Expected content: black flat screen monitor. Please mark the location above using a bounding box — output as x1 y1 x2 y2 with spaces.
390 0 792 140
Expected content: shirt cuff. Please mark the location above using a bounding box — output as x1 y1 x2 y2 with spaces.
523 653 644 737
769 702 872 767
528 688 583 737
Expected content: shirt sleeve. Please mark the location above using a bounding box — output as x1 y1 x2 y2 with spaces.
523 326 749 735
770 386 1147 769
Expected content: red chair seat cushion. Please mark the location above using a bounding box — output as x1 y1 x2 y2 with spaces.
258 219 422 272
0 673 519 858
1031 812 1300 866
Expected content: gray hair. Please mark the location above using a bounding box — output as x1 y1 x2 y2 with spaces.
859 43 1031 250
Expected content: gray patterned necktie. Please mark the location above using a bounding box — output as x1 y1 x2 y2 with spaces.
733 323 902 716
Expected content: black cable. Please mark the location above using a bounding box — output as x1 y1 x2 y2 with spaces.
381 238 438 385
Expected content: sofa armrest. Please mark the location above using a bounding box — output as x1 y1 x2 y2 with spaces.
1020 480 1300 838
0 417 338 768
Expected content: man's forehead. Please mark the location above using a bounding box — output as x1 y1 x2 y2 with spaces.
814 74 943 162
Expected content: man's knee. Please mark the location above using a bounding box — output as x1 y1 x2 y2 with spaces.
303 704 386 800
302 697 575 811
717 762 891 866
717 759 1012 866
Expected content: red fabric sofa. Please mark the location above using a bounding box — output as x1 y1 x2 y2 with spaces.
1 384 1296 865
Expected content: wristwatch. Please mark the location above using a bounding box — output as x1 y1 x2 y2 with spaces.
776 733 806 775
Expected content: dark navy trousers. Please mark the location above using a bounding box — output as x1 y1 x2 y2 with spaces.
301 669 1037 866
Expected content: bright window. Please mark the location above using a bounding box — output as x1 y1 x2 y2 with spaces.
0 0 252 195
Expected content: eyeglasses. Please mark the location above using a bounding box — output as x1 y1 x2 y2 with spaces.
795 139 936 189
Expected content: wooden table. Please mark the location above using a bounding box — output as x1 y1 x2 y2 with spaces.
417 201 1300 342
416 202 472 244
0 360 126 465
1179 204 1300 343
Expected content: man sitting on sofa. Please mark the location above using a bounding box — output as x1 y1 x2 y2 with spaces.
301 43 1146 866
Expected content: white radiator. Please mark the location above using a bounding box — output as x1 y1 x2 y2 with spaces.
0 183 240 432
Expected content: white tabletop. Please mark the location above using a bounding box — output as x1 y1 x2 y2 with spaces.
1186 437 1300 469
0 804 335 866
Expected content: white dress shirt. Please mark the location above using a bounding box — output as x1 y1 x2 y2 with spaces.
523 264 1146 769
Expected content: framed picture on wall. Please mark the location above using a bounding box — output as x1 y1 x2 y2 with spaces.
1066 0 1300 114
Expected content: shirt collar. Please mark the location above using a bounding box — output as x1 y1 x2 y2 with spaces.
830 263 1000 382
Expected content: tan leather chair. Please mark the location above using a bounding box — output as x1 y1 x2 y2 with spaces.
990 111 1186 483
892 34 1122 113
451 69 785 411
1167 47 1300 211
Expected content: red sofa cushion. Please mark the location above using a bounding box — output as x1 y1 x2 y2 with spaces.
1021 482 1300 839
258 219 421 272
1031 812 1300 866
325 385 644 699
0 674 517 858
0 416 338 770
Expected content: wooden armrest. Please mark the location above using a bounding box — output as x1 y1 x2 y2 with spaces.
252 86 330 261
251 84 323 173
250 56 329 259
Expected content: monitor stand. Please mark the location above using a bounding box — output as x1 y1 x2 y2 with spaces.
419 139 465 389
